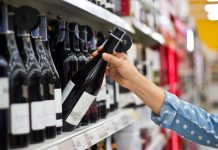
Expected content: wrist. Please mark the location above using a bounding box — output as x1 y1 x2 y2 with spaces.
128 72 147 92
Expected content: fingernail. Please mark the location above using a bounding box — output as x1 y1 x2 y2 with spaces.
103 53 109 58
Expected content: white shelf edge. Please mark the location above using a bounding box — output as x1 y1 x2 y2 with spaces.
15 109 136 150
133 21 165 45
62 0 135 33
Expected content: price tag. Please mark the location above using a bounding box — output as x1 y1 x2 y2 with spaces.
73 134 88 150
118 119 124 129
106 122 115 135
84 133 92 147
58 139 76 150
47 145 59 150
112 120 118 131
97 126 108 139
121 115 129 126
87 129 100 145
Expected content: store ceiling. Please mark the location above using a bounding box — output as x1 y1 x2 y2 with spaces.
189 0 218 50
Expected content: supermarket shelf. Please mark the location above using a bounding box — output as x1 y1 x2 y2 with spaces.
7 0 135 34
14 109 136 150
132 21 165 47
7 0 165 47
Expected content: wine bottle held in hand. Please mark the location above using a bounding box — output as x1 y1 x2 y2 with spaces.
62 27 132 131
39 16 63 135
14 6 45 144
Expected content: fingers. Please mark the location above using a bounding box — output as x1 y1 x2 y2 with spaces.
103 53 123 67
92 45 104 57
96 45 104 51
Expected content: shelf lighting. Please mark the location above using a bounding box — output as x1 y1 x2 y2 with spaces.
186 28 194 52
207 0 218 2
204 4 218 13
207 12 218 20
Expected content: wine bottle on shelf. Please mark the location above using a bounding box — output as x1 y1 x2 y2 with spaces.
5 8 30 148
96 76 107 119
0 2 10 150
106 76 115 112
69 23 89 126
55 21 78 90
78 25 91 126
105 0 114 12
14 6 45 144
31 27 56 139
62 27 132 131
39 16 63 135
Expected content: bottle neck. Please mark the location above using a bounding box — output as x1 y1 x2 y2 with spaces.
79 26 88 53
39 16 48 42
31 27 40 39
69 23 80 52
0 2 9 34
58 21 70 49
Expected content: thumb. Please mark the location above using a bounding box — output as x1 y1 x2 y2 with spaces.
103 53 123 67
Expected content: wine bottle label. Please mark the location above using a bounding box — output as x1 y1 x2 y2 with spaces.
97 77 106 101
55 89 62 113
49 83 54 96
108 84 115 105
106 93 110 109
22 85 28 100
66 91 96 126
11 103 30 135
44 100 56 127
56 119 63 127
0 78 9 109
31 101 45 130
62 80 75 103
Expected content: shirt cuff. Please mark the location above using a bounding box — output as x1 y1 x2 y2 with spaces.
151 91 180 129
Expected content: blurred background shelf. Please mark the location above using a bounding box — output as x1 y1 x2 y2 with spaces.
13 109 136 150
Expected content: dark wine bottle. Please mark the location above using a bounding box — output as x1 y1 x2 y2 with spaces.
4 8 30 148
80 25 91 59
79 25 91 126
97 76 107 119
14 6 45 144
62 27 132 131
39 16 63 135
55 21 78 91
107 76 115 111
31 27 56 139
0 2 9 150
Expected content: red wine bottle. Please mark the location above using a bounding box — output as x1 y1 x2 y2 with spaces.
97 76 107 118
14 6 46 144
3 8 30 148
0 2 10 149
62 27 132 131
31 27 57 139
79 25 91 126
55 21 78 91
39 16 63 135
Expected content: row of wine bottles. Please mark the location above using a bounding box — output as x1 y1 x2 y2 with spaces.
0 2 132 150
88 0 115 13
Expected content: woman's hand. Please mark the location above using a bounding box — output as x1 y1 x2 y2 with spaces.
93 46 165 115
92 46 140 90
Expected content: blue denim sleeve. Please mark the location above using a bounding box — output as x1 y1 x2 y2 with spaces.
151 91 218 148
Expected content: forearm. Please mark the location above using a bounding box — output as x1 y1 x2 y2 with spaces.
129 73 165 115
